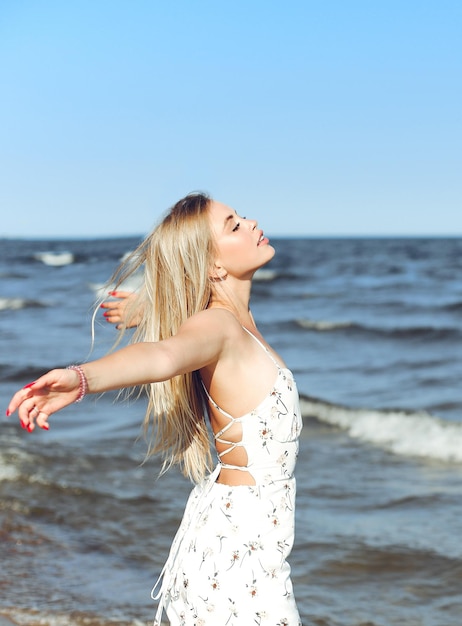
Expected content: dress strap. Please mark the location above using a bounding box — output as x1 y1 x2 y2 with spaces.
201 379 235 420
241 325 281 370
200 326 280 422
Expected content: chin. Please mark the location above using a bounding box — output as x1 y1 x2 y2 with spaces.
255 246 275 271
262 242 276 261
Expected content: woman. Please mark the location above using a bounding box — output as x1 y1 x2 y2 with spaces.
6 193 302 626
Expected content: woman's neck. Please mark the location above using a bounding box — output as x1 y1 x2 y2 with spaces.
208 281 256 329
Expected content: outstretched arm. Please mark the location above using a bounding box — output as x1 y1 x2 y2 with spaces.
6 309 230 432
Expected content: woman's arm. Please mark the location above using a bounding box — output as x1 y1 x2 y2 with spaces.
6 309 231 432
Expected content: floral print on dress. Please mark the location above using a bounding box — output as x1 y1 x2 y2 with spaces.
153 331 303 625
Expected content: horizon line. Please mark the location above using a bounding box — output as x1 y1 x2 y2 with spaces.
1 232 461 241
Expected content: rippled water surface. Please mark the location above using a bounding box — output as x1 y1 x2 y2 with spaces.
1 236 461 625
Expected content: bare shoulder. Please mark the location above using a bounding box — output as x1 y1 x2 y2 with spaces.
179 307 242 339
154 309 243 375
179 309 249 377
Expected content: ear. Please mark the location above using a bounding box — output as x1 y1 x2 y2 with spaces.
210 260 227 282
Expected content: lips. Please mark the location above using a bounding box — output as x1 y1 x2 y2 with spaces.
257 231 269 246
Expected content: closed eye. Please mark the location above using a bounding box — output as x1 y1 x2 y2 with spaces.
232 222 240 232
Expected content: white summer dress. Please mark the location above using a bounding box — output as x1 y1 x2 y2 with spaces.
152 328 303 626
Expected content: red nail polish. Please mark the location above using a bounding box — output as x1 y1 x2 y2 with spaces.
20 420 26 429
109 291 116 296
5 409 10 417
27 424 33 432
42 424 49 431
23 382 36 389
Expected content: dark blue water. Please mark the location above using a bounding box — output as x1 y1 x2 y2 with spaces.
1 237 462 626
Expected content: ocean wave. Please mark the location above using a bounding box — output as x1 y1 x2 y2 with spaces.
0 297 47 311
0 457 21 482
254 268 279 281
314 541 462 579
3 606 147 626
0 441 34 482
88 274 144 299
0 271 28 279
119 249 135 262
442 300 462 312
296 318 353 331
0 364 57 383
300 395 462 463
33 251 74 266
295 318 459 340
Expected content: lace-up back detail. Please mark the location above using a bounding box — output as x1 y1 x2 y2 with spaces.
202 327 302 484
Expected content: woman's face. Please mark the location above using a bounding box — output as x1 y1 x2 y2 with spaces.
208 201 275 279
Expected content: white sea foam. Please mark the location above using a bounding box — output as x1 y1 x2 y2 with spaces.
297 318 352 331
6 607 147 626
254 268 278 281
34 251 74 266
301 396 462 463
0 297 28 311
89 274 143 298
120 249 135 262
0 456 20 482
88 282 109 298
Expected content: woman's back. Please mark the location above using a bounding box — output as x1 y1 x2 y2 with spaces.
202 320 302 485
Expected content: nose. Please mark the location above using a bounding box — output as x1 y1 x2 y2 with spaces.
247 218 258 229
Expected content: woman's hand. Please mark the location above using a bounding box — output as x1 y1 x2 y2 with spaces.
6 368 83 432
100 291 140 329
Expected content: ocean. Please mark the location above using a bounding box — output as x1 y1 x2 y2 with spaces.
1 236 461 626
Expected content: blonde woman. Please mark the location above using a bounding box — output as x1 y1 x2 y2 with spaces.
7 193 303 626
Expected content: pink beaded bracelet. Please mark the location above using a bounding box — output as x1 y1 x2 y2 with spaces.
66 365 88 403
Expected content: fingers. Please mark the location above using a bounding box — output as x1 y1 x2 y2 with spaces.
20 409 49 433
6 369 72 432
101 301 124 314
100 292 133 327
10 393 50 432
6 382 37 418
35 409 50 431
109 290 132 299
100 301 120 314
102 306 125 324
21 391 50 432
100 291 133 310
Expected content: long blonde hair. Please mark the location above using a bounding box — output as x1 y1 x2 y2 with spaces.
111 193 217 483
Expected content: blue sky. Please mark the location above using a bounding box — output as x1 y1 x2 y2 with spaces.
0 1 460 237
